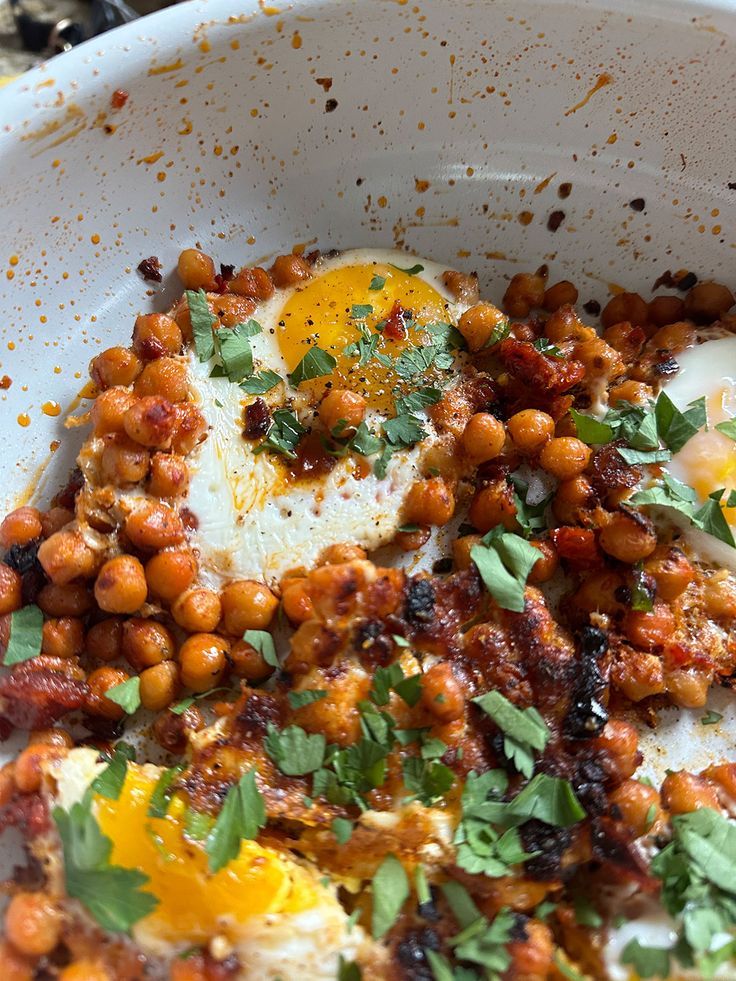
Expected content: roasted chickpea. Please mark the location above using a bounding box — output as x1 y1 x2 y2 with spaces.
574 335 624 379
94 555 148 614
145 549 197 602
269 253 312 287
42 618 84 659
452 534 481 571
645 320 696 357
442 269 479 304
134 357 189 402
599 509 657 564
14 743 67 793
683 281 735 323
611 646 665 701
220 580 278 634
4 892 61 957
121 618 175 670
394 527 431 552
0 506 43 548
153 704 205 754
594 720 640 782
461 412 506 463
40 506 74 538
170 403 207 455
609 379 653 405
91 386 136 435
132 313 183 360
457 302 508 352
228 265 275 300
507 919 553 978
601 291 648 329
58 961 111 981
647 295 685 327
0 939 34 981
702 572 736 619
420 661 464 722
123 395 177 449
661 770 721 814
90 346 142 389
148 452 189 498
643 546 694 601
506 409 554 456
0 562 22 614
552 476 596 525
319 389 366 434
85 618 123 662
543 280 578 311
99 435 150 487
177 248 217 291
178 633 229 692
0 762 17 808
139 660 179 711
172 588 222 633
230 638 275 681
609 779 660 836
87 666 130 720
281 579 315 623
469 480 518 533
665 667 711 709
318 543 367 565
574 570 625 615
624 602 675 651
502 273 546 318
211 294 257 327
125 502 185 551
28 728 73 749
404 476 455 526
37 583 93 617
539 437 591 480
528 540 559 584
37 530 98 585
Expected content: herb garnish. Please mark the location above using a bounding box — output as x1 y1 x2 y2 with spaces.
254 408 307 459
287 689 328 710
4 604 43 666
472 691 550 778
470 527 541 612
239 369 282 394
187 289 216 362
205 769 266 873
372 854 410 938
288 346 337 386
105 676 141 714
91 742 136 801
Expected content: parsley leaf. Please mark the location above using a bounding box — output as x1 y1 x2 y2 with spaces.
239 369 282 394
205 769 266 873
338 956 363 981
472 691 549 778
369 274 386 291
383 412 428 447
372 854 409 938
288 346 337 386
631 563 655 612
91 742 136 801
716 419 736 441
701 710 723 726
390 262 424 275
655 392 707 453
616 446 672 465
393 344 438 379
442 882 514 977
264 724 326 776
370 663 422 707
4 604 43 665
394 387 442 414
105 676 141 714
170 685 233 715
186 289 216 362
620 939 671 979
343 322 381 367
510 474 552 539
287 689 328 710
147 764 186 818
53 794 158 932
402 756 455 805
693 498 736 548
532 337 564 358
349 422 384 457
243 629 279 667
351 304 373 319
471 528 540 613
570 408 615 445
425 321 467 352
217 319 261 381
254 408 306 459
331 817 354 844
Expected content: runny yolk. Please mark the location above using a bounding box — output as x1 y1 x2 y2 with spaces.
277 263 453 413
95 765 320 946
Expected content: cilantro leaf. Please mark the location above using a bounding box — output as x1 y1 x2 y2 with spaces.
616 446 672 465
254 408 306 459
349 422 384 457
716 419 736 441
264 724 326 776
243 629 279 667
570 408 614 445
701 710 723 726
370 664 422 707
352 304 373 319
105 676 141 714
53 796 158 932
331 817 354 844
510 475 552 539
369 275 386 291
170 685 233 715
402 756 455 805
372 854 409 938
471 529 540 613
4 604 43 665
343 323 380 367
147 764 186 818
205 769 266 873
692 498 736 548
288 346 337 386
217 319 261 381
532 337 564 358
390 262 424 275
472 691 549 778
186 289 215 362
620 938 671 979
394 387 442 415
287 689 328 710
425 321 467 352
383 412 427 447
655 392 707 453
239 369 282 394
631 564 655 612
91 743 136 800
393 344 438 379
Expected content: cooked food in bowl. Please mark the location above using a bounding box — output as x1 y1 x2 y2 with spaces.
1 244 736 980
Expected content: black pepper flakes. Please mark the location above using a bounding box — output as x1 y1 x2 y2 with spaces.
583 299 601 316
325 98 338 113
547 210 565 232
677 271 698 292
558 182 572 199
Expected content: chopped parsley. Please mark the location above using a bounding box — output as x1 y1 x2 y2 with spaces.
264 724 326 776
402 755 455 806
716 419 736 441
331 817 354 844
205 769 266 873
471 691 550 778
369 274 386 291
370 663 422 707
632 473 736 548
383 411 428 448
371 854 410 938
351 304 374 319
701 710 723 726
287 689 328 710
4 604 43 666
186 288 216 362
470 527 541 613
91 742 136 801
242 629 279 667
532 337 564 358
239 368 282 394
217 319 261 381
147 764 186 818
105 676 141 715
631 563 655 612
254 408 307 459
288 345 337 386
390 262 424 275
394 387 442 414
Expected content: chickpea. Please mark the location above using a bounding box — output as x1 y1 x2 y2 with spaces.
452 534 481 571
90 387 136 435
147 452 189 498
28 728 73 748
228 265 275 300
394 527 431 552
318 543 367 565
601 291 648 329
457 302 508 352
665 667 711 709
602 321 645 358
599 510 657 563
94 555 148 614
643 546 694 601
544 305 587 343
281 579 315 623
132 313 183 361
37 530 98 585
646 320 696 356
99 435 150 487
648 295 685 328
86 618 123 662
90 346 142 389
612 646 665 701
507 919 553 978
0 562 22 614
37 583 93 617
506 409 554 456
683 281 735 323
41 618 84 659
0 762 17 808
58 961 111 981
211 293 257 327
123 395 177 449
220 580 278 634
594 719 640 782
543 280 578 311
153 705 205 754
624 602 675 651
538 436 591 480
0 507 43 548
40 506 74 538
574 335 624 379
469 480 518 533
14 743 67 793
610 780 660 836
702 573 736 619
230 638 275 681
177 248 217 290
609 379 652 406
661 770 721 814
319 389 366 434
420 662 464 722
178 633 229 692
0 939 33 981
574 570 625 615
704 763 736 799
442 269 479 304
134 357 188 402
124 502 185 551
145 549 197 602
404 476 455 526
87 666 130 720
528 540 558 584
4 892 61 957
461 412 506 463
502 273 546 318
139 660 179 711
552 476 595 525
269 253 312 288
170 403 207 455
172 588 222 633
121 618 175 670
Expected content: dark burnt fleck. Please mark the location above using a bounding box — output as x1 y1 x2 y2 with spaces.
547 210 565 232
83 714 126 740
565 626 609 739
509 913 529 942
354 619 383 648
52 467 83 510
629 198 645 212
4 540 41 576
653 357 680 378
521 820 572 879
653 270 676 290
432 557 453 575
220 263 235 281
180 507 199 532
573 758 608 816
583 299 601 316
243 398 271 440
396 926 440 979
325 98 338 113
614 585 631 605
677 271 697 292
137 256 162 282
405 578 435 624
729 182 736 190
558 182 572 199
418 893 440 922
316 76 333 91
234 691 282 740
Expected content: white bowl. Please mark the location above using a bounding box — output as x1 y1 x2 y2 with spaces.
2 0 736 509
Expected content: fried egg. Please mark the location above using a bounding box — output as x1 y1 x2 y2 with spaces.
662 333 736 568
186 248 472 586
47 749 369 979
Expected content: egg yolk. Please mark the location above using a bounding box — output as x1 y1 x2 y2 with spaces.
95 765 321 946
277 262 453 412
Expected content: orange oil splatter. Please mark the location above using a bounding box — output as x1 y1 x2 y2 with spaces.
292 31 302 48
17 413 30 427
147 58 184 76
137 151 164 165
91 234 100 245
533 173 556 194
42 401 61 417
564 73 613 116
